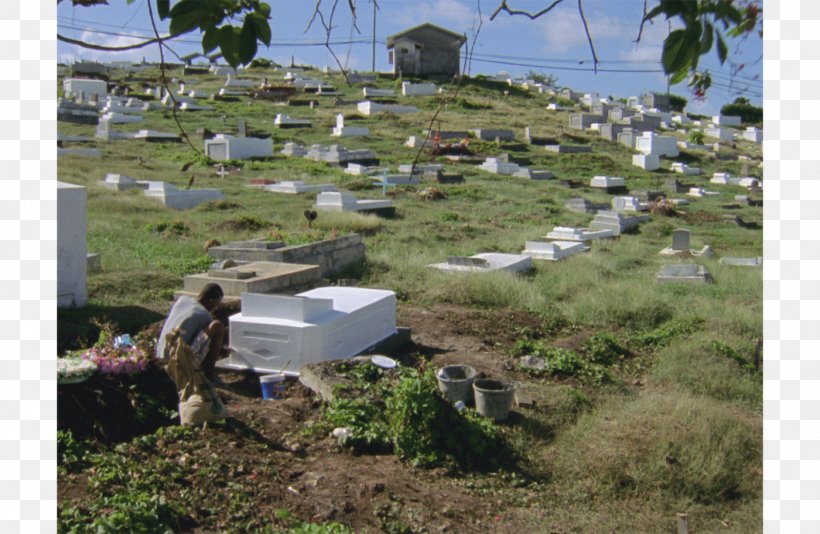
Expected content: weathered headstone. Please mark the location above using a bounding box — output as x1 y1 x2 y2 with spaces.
672 229 690 251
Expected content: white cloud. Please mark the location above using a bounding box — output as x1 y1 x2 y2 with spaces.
393 0 481 34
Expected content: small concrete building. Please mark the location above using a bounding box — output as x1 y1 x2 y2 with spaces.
386 23 466 78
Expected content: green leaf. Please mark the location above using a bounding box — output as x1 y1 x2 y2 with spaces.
156 0 170 20
201 26 220 54
218 25 241 69
168 0 200 18
256 2 271 18
669 68 689 85
239 21 258 65
700 21 714 54
661 29 691 74
169 11 201 36
716 31 728 64
248 13 271 46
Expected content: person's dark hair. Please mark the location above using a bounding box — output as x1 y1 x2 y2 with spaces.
197 283 224 303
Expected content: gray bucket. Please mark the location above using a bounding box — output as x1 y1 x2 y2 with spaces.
473 379 515 422
436 365 477 405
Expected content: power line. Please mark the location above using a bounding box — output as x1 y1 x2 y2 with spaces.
464 56 665 74
58 23 374 48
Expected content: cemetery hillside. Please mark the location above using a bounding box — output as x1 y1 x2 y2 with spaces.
57 59 763 533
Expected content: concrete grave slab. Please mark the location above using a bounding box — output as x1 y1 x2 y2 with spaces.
274 114 312 128
208 234 365 278
58 148 102 158
720 257 762 267
142 181 225 210
357 100 418 115
545 226 615 242
178 261 321 301
656 264 712 284
428 253 533 273
314 192 394 215
263 181 337 194
97 174 147 191
543 144 592 154
632 154 660 171
522 240 588 261
470 129 515 141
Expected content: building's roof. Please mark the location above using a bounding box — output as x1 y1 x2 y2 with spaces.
386 23 467 49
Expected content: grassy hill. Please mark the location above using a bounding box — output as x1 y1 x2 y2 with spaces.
57 64 762 533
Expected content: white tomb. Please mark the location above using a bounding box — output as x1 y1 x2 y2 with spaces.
545 226 615 242
224 75 255 88
401 82 437 96
687 187 720 197
58 182 88 308
398 163 442 174
632 154 660 171
357 100 418 116
704 126 734 141
142 181 225 210
97 173 147 191
274 114 312 128
635 131 679 157
263 181 337 194
362 87 395 97
63 78 107 100
428 253 533 273
710 172 733 185
204 135 273 160
522 241 587 261
477 158 521 176
405 136 433 148
314 191 393 213
547 103 572 111
742 127 762 143
331 114 369 137
671 162 700 175
179 101 215 111
223 287 397 375
100 112 143 124
612 196 647 212
590 176 626 188
712 115 742 126
739 177 761 189
281 142 307 157
344 163 375 175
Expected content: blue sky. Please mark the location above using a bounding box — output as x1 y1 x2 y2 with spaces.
57 0 762 115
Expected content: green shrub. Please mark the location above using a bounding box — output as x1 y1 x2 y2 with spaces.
582 333 629 366
144 220 191 236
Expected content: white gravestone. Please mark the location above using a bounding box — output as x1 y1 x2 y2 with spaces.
58 182 88 307
522 241 587 261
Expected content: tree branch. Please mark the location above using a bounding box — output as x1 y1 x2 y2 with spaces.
146 0 204 160
489 0 566 21
634 0 649 45
57 32 172 51
577 0 598 74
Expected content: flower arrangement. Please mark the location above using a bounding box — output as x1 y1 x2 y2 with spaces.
75 319 156 377
81 343 152 376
